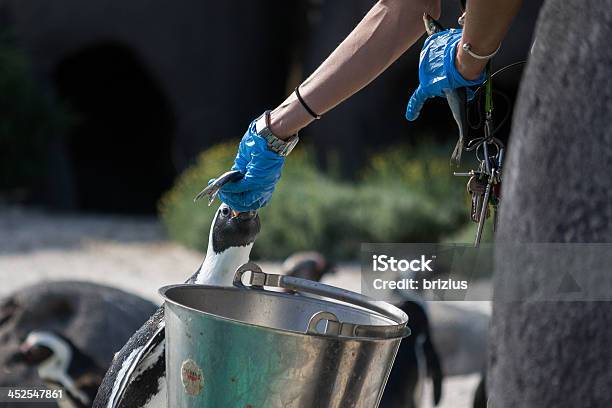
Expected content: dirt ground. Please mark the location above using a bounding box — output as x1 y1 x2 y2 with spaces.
0 205 484 408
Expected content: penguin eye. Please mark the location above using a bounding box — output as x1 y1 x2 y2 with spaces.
221 206 231 216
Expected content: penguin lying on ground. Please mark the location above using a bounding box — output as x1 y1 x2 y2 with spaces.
93 204 260 408
0 281 158 408
12 331 106 408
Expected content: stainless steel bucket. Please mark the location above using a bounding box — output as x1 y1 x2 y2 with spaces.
160 263 409 408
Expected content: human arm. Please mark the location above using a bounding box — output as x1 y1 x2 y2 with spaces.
220 0 524 211
456 0 523 80
218 0 441 211
269 0 441 139
405 0 523 120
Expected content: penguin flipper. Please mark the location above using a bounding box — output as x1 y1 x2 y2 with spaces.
110 325 165 407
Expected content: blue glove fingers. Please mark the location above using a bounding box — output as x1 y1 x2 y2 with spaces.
221 169 282 194
218 187 273 212
245 152 284 185
221 145 284 194
405 28 486 123
217 191 249 212
405 85 428 121
218 177 251 194
220 118 286 211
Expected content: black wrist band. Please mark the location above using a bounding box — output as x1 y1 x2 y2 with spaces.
295 86 321 120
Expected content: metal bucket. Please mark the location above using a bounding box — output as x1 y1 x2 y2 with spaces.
160 263 409 408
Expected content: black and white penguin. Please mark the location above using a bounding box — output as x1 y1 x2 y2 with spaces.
282 251 335 282
0 280 158 406
14 330 106 408
93 203 260 408
380 299 443 408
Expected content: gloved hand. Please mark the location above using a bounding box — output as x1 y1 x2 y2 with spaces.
405 28 485 121
216 119 285 212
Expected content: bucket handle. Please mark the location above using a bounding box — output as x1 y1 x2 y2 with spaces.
307 311 341 335
234 262 409 339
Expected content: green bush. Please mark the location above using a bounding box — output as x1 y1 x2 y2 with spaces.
160 140 473 260
159 142 237 251
362 142 468 217
0 34 73 192
441 217 495 244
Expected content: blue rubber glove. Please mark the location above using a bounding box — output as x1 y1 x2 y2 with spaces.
216 119 285 212
405 28 485 121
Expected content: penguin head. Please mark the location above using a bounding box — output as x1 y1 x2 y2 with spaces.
192 204 261 286
17 331 93 406
282 252 336 282
17 332 72 390
210 203 260 254
18 331 70 370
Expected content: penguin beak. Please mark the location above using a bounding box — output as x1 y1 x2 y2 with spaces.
230 210 257 221
18 344 53 364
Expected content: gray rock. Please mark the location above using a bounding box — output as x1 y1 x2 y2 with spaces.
490 1 612 407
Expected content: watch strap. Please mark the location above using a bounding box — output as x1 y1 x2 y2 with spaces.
255 111 299 157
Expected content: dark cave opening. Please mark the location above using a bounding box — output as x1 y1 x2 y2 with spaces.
54 42 176 214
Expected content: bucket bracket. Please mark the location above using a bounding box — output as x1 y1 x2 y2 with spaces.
233 263 410 339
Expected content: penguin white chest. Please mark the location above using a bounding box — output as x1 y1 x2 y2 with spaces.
194 244 253 286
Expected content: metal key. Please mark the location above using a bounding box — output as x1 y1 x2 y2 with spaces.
467 174 490 223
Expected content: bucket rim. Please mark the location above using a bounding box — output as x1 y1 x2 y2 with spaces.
159 284 410 341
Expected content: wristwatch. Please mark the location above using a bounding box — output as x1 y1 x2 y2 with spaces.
255 110 299 157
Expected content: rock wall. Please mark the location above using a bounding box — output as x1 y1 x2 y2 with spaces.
490 0 612 406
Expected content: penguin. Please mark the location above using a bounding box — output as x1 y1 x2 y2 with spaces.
13 330 106 408
282 251 335 282
0 280 158 405
93 203 260 408
380 299 443 408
